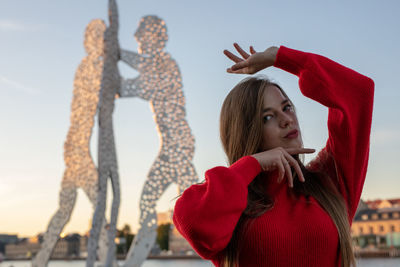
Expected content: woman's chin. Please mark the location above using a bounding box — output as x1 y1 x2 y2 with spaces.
283 139 303 149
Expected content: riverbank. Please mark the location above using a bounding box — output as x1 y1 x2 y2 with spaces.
1 254 202 261
355 248 400 258
1 258 400 267
3 250 400 261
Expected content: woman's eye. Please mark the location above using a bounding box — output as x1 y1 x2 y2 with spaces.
284 104 293 111
263 115 273 123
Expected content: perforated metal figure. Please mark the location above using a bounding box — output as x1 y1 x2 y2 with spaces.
86 0 121 267
119 15 198 267
32 19 109 267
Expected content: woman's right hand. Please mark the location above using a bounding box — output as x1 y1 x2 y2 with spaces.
224 43 279 74
251 147 315 188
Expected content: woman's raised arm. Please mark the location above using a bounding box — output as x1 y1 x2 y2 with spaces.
225 44 375 221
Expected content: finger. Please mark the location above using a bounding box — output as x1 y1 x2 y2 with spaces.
230 60 250 71
234 43 250 59
250 46 256 54
285 148 316 155
282 156 293 187
292 159 305 183
276 160 285 184
283 152 305 182
227 67 248 74
223 49 243 63
292 171 299 184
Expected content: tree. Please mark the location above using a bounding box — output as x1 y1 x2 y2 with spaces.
156 223 171 251
116 224 134 255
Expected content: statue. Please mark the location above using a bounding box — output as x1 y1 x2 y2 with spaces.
119 15 198 267
86 0 121 266
32 19 109 267
34 3 198 266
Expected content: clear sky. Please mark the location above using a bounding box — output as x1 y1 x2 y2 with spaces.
1 0 399 237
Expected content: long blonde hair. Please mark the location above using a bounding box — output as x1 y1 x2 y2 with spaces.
219 77 355 267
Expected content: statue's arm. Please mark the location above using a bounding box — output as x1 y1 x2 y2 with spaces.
119 76 143 98
120 49 143 69
119 75 155 101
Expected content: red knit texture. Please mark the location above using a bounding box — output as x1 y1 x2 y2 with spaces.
173 46 374 267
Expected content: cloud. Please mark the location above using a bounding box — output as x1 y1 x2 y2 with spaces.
0 20 41 32
371 129 400 146
0 75 42 95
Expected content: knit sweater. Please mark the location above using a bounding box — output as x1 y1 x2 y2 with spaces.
173 46 374 266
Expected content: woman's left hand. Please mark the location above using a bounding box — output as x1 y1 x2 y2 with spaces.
224 43 278 74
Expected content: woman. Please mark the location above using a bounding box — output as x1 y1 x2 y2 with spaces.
173 44 374 267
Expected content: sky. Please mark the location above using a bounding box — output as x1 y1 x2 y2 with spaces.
1 0 399 237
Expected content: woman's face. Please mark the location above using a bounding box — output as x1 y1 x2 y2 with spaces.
260 85 303 151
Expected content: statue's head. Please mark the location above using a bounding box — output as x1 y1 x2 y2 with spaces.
135 15 168 55
84 19 106 56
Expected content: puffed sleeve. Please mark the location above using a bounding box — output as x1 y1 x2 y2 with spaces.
173 156 261 259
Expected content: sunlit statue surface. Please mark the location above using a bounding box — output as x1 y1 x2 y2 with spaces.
86 0 121 266
33 3 198 266
119 15 198 267
32 19 110 267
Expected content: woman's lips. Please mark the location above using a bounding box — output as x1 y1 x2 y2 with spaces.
285 129 298 138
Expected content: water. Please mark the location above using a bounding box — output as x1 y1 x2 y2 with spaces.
0 260 209 267
356 258 400 267
1 259 399 267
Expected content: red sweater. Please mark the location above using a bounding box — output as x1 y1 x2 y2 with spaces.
173 46 374 266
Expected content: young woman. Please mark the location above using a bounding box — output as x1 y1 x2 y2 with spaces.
173 44 374 267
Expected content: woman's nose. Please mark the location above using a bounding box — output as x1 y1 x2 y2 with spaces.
279 113 294 128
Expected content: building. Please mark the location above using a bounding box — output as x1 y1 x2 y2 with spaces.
352 199 400 248
364 198 400 210
169 224 196 255
5 233 82 260
0 234 18 245
5 238 41 259
157 209 196 255
79 234 88 258
0 234 18 254
50 238 69 259
157 210 174 225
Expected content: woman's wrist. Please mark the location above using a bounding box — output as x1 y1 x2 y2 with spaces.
262 46 279 67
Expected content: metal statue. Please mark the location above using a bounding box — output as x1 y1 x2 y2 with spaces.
86 0 121 266
32 19 109 267
119 15 198 267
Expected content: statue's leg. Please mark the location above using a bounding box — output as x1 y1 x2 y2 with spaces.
175 157 198 194
81 166 109 265
86 163 108 267
105 154 120 267
123 158 171 267
32 176 77 267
